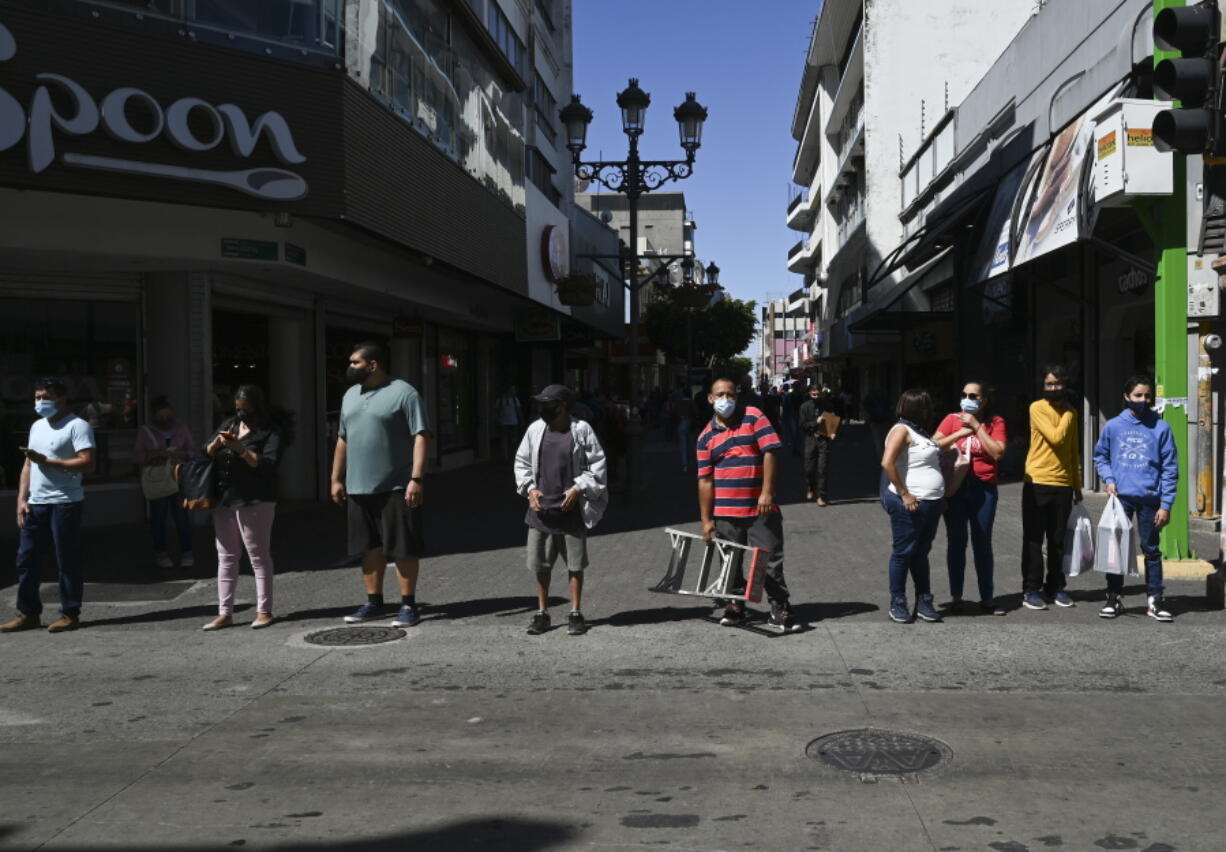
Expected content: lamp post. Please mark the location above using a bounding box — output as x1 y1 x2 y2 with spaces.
561 79 708 492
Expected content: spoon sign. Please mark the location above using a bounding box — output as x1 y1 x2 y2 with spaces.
61 153 308 201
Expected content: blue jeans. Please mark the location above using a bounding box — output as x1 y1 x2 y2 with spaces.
881 489 943 601
1107 496 1164 597
14 502 84 618
944 478 998 601
149 496 192 553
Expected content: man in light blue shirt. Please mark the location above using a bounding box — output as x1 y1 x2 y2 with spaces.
330 342 430 628
2 377 95 634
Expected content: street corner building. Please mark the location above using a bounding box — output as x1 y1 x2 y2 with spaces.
782 0 1226 551
0 0 625 527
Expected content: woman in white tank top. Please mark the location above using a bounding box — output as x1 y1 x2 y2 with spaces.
880 390 946 624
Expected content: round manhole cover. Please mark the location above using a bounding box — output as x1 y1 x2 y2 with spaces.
806 729 951 776
303 626 406 647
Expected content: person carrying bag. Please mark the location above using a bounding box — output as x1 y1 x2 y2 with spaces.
1092 375 1177 621
133 396 196 569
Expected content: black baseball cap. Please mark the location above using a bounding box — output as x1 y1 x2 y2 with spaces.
532 384 575 404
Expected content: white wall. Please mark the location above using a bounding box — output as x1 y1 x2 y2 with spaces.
862 0 1034 287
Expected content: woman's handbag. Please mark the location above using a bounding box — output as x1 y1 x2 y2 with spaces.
139 426 180 501
177 457 218 511
1062 503 1095 576
943 438 973 497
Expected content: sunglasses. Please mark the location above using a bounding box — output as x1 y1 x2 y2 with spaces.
960 392 982 401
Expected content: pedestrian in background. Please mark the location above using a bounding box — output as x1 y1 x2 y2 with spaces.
1093 375 1177 622
669 379 696 472
799 385 842 506
1020 364 1081 611
133 395 196 570
696 378 800 633
494 385 523 462
934 381 1007 615
201 385 282 631
515 385 607 636
2 377 95 634
331 342 430 629
879 389 944 624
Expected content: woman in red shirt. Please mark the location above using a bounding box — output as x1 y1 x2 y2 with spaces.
934 381 1007 615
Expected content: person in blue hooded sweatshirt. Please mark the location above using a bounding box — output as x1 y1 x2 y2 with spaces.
1092 375 1178 622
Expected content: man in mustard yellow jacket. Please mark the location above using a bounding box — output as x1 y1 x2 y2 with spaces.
1020 364 1082 611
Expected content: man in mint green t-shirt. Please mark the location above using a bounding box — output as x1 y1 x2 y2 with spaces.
330 342 430 628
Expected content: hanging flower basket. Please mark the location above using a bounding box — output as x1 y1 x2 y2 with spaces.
555 274 597 306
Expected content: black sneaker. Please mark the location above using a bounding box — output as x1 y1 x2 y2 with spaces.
1098 594 1124 619
567 611 588 635
1147 596 1173 622
766 609 802 633
526 611 551 635
719 605 744 627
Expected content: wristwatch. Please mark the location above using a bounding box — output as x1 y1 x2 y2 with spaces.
410 476 424 484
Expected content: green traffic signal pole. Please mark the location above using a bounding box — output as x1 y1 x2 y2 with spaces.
1150 0 1192 559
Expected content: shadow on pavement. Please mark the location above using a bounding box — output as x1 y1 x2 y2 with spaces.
588 604 713 628
0 816 575 851
276 596 569 626
791 600 879 622
86 604 251 628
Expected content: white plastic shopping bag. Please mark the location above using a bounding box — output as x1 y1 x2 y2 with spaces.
1094 496 1139 576
1062 503 1095 576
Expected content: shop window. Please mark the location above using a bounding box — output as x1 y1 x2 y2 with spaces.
212 311 270 428
435 328 475 454
0 300 140 488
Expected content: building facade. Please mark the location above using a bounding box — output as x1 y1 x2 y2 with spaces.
786 0 1034 409
0 0 623 525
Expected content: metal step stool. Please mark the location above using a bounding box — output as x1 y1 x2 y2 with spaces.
652 528 766 603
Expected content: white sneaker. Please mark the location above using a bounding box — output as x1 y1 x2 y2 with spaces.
1147 595 1173 622
180 553 195 568
154 553 173 569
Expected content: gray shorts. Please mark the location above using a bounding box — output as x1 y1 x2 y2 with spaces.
526 528 590 574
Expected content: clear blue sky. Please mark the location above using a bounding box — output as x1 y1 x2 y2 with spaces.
572 1 819 319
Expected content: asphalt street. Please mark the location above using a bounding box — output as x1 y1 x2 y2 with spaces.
2 426 1225 851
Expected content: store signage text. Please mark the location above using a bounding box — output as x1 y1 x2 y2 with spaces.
1118 267 1149 295
0 20 308 200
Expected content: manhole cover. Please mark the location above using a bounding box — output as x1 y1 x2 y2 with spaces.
303 626 405 646
806 729 951 776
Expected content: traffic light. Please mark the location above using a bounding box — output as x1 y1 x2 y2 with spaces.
1151 0 1222 155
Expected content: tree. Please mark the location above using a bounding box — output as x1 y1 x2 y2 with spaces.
642 296 757 365
711 356 753 384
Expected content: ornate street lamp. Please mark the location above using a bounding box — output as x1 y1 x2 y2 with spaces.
562 78 708 493
705 262 719 287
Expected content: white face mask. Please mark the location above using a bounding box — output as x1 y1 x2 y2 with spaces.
959 398 981 414
713 398 736 417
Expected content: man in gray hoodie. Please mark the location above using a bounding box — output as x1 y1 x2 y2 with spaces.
514 385 608 636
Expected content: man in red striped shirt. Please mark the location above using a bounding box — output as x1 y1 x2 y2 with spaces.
696 378 799 632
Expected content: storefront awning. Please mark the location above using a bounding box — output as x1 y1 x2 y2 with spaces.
847 247 954 334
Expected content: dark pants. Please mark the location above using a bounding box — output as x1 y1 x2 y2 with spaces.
715 511 790 611
1106 496 1165 597
803 435 830 499
15 502 84 618
149 495 192 553
945 477 998 601
1021 482 1074 595
881 489 942 601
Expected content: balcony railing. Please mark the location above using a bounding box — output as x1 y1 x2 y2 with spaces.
788 239 805 260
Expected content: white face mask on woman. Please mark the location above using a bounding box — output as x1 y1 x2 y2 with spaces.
959 398 981 415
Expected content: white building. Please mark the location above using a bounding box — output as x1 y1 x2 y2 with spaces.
786 0 1034 403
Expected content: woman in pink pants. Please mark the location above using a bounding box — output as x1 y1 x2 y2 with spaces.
201 385 282 630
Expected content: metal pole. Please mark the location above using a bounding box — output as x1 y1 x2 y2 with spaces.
626 134 642 494
1153 0 1192 558
1195 329 1217 517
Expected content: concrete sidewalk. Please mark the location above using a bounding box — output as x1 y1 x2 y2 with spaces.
2 428 1225 851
